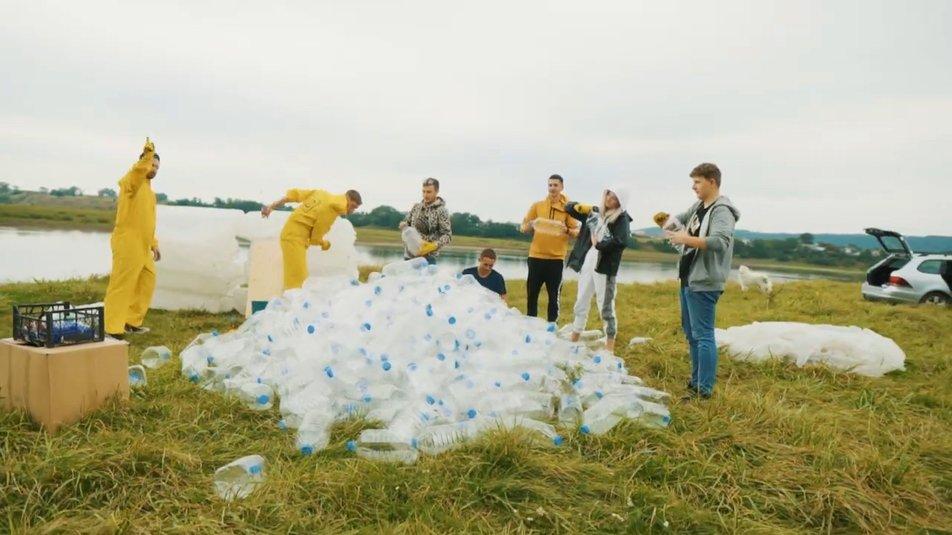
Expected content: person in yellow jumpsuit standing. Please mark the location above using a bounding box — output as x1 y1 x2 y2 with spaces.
261 188 363 289
103 138 161 337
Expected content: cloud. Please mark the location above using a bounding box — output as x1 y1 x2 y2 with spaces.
1 0 949 234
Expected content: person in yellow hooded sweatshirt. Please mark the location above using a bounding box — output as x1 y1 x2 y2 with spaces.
261 188 363 289
520 174 580 322
103 138 161 337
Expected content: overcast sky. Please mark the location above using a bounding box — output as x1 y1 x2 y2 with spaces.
1 0 949 234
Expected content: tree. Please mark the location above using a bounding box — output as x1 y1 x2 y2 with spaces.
799 232 815 244
155 192 169 202
98 188 117 198
50 186 82 197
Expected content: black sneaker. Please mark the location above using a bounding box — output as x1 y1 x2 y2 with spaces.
124 324 150 335
681 388 712 402
107 332 126 340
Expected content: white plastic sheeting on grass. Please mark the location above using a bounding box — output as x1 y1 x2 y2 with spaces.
716 321 906 377
180 258 671 463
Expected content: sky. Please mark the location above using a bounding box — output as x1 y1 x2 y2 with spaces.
1 0 950 235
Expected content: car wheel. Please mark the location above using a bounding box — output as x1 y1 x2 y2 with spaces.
920 292 950 305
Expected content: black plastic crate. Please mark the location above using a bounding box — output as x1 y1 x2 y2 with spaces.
12 302 105 348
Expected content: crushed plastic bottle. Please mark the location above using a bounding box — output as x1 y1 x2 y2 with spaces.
213 455 266 501
579 394 671 435
401 226 425 256
128 365 147 387
140 345 172 369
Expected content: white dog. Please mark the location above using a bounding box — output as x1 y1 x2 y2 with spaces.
738 265 773 294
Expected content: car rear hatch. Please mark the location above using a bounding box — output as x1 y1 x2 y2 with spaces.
864 228 913 286
865 228 914 256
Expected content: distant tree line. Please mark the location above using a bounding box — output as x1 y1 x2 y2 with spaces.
0 183 903 264
646 234 872 267
346 205 530 241
162 196 271 213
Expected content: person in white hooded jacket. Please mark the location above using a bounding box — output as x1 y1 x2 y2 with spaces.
565 187 632 352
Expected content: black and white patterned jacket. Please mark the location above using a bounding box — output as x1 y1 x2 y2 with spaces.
402 197 452 259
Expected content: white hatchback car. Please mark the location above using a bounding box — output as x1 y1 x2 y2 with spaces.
861 228 952 305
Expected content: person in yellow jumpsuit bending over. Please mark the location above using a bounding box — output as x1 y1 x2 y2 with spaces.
103 138 161 337
261 188 363 289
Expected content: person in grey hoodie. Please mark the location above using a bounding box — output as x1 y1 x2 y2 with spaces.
664 163 740 400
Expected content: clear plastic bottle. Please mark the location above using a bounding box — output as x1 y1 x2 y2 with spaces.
238 382 274 411
558 393 583 425
140 345 172 369
213 455 266 501
502 416 565 446
354 429 419 464
128 365 147 387
401 226 425 256
414 421 480 455
531 217 568 237
579 394 671 435
296 410 334 455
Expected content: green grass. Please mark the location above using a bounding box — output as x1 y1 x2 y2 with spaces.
0 203 115 231
0 275 948 532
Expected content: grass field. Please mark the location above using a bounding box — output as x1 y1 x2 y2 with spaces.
0 204 116 232
0 275 948 533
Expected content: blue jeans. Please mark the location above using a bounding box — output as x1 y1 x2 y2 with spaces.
679 287 722 396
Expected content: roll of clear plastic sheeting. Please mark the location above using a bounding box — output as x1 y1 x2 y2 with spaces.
153 206 360 313
153 206 247 313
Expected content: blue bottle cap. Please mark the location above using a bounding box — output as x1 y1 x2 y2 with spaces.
256 394 269 405
580 425 591 434
552 435 564 446
467 409 478 419
382 361 392 371
346 440 357 452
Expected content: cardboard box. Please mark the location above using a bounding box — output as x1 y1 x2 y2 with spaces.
0 337 129 432
244 238 284 317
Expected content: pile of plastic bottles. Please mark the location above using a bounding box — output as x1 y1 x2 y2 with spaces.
180 258 670 463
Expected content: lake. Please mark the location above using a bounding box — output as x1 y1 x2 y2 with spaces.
0 226 836 285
